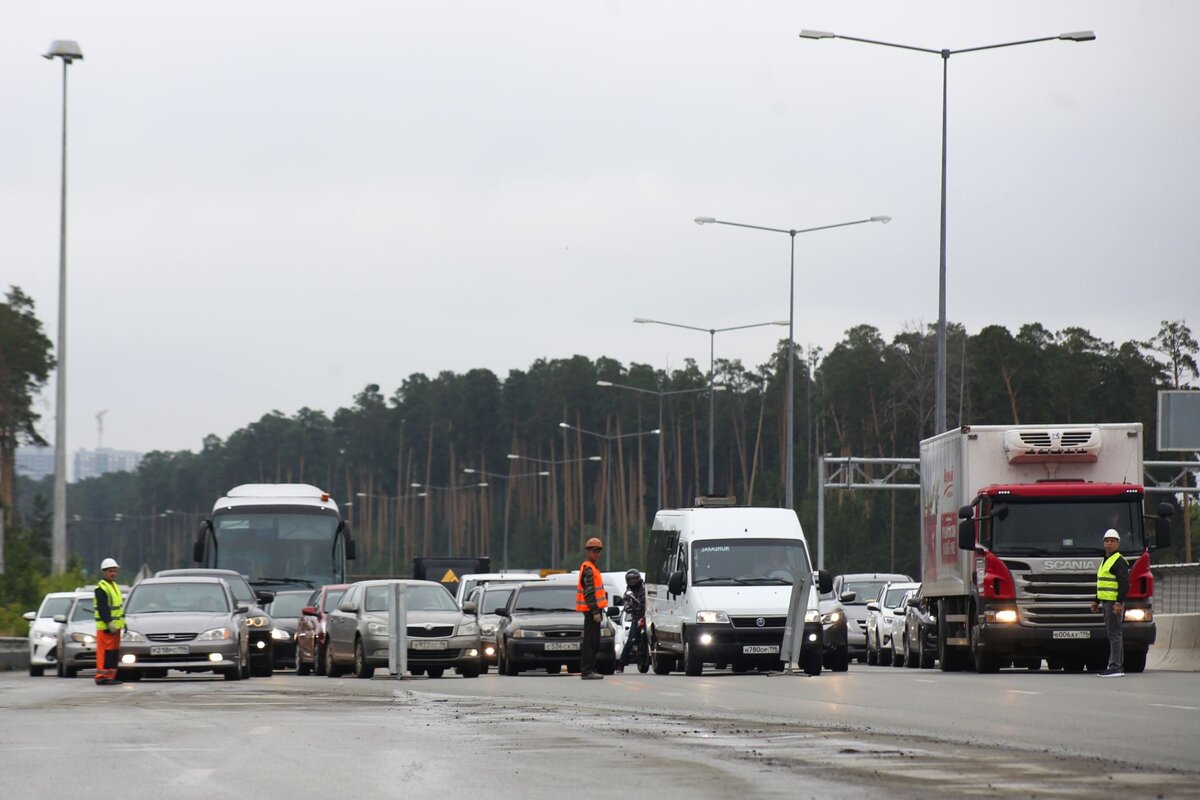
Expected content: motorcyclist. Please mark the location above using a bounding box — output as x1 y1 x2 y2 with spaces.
616 569 647 673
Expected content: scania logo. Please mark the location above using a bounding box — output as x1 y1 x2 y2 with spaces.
1044 560 1095 570
755 617 765 628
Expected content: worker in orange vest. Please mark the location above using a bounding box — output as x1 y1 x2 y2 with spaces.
576 537 608 680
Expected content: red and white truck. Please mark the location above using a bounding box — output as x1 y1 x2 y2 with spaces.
920 423 1173 673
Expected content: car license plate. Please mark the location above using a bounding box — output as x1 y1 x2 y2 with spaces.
411 640 448 651
149 645 189 656
544 642 580 652
1052 630 1091 640
742 645 780 655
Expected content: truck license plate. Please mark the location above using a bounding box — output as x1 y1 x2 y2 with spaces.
545 642 580 652
411 640 448 651
1052 630 1091 640
743 645 780 655
149 645 189 656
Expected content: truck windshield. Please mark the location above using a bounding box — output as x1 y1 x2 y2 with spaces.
989 498 1145 556
691 538 812 586
212 507 341 588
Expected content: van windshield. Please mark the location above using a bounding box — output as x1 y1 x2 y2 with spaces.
691 538 811 586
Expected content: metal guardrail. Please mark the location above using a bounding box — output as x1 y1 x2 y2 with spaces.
1152 563 1200 614
0 637 28 672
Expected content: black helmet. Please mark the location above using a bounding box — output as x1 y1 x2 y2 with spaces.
625 569 642 586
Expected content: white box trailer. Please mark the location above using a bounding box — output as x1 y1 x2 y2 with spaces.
919 424 1172 673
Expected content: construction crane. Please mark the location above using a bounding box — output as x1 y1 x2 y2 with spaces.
96 410 108 450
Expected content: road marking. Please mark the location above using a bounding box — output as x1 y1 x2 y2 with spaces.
1007 690 1041 695
912 679 936 683
659 691 683 697
1150 703 1198 711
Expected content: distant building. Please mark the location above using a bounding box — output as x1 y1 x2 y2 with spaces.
74 448 143 481
15 446 56 480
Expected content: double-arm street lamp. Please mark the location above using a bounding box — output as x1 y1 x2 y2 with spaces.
356 490 428 575
799 28 1094 434
596 380 715 511
463 467 550 572
411 481 488 557
558 422 660 571
44 40 83 574
632 317 786 496
507 453 602 567
694 215 890 509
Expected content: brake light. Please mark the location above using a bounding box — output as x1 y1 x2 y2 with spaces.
979 550 1016 600
1126 551 1153 600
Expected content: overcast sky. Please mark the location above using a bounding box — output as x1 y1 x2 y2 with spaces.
5 1 1197 457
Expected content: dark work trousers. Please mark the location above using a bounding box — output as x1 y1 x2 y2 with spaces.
1101 601 1124 671
581 613 601 676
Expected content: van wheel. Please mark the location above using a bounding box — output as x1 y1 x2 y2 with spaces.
682 637 703 677
651 636 672 676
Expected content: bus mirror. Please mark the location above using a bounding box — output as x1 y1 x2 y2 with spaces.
958 519 975 550
816 569 833 594
1157 502 1174 518
345 536 357 561
1156 517 1172 550
192 540 204 564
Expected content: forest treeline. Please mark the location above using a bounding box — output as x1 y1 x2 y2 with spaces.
8 318 1197 584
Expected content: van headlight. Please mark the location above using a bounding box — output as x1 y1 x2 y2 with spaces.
695 611 730 624
804 609 820 623
197 627 233 641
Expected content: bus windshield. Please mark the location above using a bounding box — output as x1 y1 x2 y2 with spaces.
212 507 342 589
989 498 1146 556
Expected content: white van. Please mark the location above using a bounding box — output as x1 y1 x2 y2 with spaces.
644 502 831 676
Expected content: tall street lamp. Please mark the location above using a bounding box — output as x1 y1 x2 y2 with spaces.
799 28 1094 434
44 40 83 574
356 490 426 575
411 481 487 557
507 453 602 568
694 215 890 509
596 379 715 512
632 317 786 496
559 422 660 571
463 467 550 572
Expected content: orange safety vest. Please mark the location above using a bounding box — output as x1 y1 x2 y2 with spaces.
576 561 608 612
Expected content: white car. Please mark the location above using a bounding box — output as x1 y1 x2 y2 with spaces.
865 581 918 666
453 572 543 607
23 591 81 676
888 588 920 667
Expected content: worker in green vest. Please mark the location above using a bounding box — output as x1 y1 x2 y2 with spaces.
94 558 125 685
1090 529 1129 678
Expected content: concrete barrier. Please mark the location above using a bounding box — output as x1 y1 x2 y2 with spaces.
1148 613 1200 672
0 637 29 672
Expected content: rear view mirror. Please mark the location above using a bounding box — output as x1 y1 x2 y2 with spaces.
256 590 275 604
667 570 685 596
816 569 833 594
606 607 621 619
840 591 857 603
53 614 67 624
461 601 477 615
866 601 879 612
1155 516 1172 550
906 596 920 608
22 611 36 622
495 608 510 618
611 595 625 607
958 518 976 551
235 606 250 615
344 535 357 561
958 505 974 520
301 606 318 617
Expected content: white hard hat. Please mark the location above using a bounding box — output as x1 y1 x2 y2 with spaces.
1103 529 1121 541
100 557 119 570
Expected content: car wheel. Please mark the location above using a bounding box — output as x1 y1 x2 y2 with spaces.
325 641 345 677
503 645 520 676
682 636 703 677
829 646 850 672
426 667 445 679
224 660 242 681
29 664 45 677
251 653 274 678
461 662 481 679
905 644 919 668
731 661 749 674
545 664 561 675
802 647 822 676
315 643 327 676
353 638 375 679
64 664 79 678
295 645 313 676
119 669 142 682
866 633 878 665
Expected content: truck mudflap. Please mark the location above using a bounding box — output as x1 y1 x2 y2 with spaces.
978 622 1155 655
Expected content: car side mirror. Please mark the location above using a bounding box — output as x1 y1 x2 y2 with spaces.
866 601 880 612
606 607 622 619
256 590 276 604
611 594 625 607
301 606 318 617
958 518 976 551
235 606 250 615
461 601 477 615
495 608 510 618
667 570 685 596
816 569 833 594
22 611 36 622
840 591 857 603
53 614 67 624
906 596 920 608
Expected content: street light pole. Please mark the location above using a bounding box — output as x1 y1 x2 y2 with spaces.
799 28 1094 434
44 40 83 574
411 482 487 557
463 467 549 572
693 216 890 508
507 454 602 568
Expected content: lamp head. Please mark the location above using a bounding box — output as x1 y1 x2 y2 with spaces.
871 216 892 224
44 40 83 62
538 471 550 476
596 380 613 387
693 217 717 226
507 453 519 460
712 385 728 392
633 318 653 324
798 30 835 40
355 492 367 497
588 456 603 462
650 429 662 435
559 422 570 429
411 482 423 488
463 468 477 474
1059 31 1096 42
773 320 789 326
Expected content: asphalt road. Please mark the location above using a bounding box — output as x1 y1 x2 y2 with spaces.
2 664 1198 799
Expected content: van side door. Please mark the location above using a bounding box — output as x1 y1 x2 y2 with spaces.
645 528 679 644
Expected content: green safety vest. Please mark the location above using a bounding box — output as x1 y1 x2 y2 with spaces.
95 579 125 632
1096 552 1124 602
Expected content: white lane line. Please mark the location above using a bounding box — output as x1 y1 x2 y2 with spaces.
1007 690 1041 695
1150 703 1199 711
912 679 937 683
659 691 683 697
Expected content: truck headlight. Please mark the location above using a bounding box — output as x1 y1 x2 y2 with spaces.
1123 608 1151 622
695 611 730 624
367 622 390 637
122 630 146 643
270 628 292 641
984 608 1019 624
197 627 233 641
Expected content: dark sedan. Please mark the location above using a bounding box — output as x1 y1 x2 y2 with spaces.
156 568 278 676
118 577 250 681
266 589 312 670
295 583 348 675
903 589 938 669
495 583 617 676
818 592 850 672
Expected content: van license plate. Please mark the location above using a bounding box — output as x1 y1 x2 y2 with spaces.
149 645 189 656
411 640 448 650
743 645 780 655
545 642 580 652
1052 630 1090 640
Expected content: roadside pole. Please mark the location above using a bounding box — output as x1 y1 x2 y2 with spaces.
780 567 814 675
388 582 409 679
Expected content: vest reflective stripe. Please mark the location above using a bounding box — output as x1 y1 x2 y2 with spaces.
95 580 125 631
1096 552 1123 602
576 562 608 612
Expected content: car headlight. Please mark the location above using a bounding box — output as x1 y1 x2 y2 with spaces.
367 621 389 637
821 611 841 625
246 616 270 628
122 630 147 643
695 611 730 624
36 631 58 642
271 628 292 641
804 609 820 623
197 627 233 641
70 632 97 644
481 623 498 635
457 620 480 636
511 629 544 638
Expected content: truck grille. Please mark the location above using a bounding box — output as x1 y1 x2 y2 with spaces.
1014 570 1101 627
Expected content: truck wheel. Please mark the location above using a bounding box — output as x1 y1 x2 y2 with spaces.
545 664 561 675
682 637 703 677
937 605 965 672
970 625 1000 674
1124 647 1147 673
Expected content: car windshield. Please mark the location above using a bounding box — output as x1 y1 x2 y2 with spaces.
71 601 95 622
481 587 514 615
512 586 577 612
842 581 886 605
691 538 812 586
127 583 231 614
39 597 73 618
322 589 346 611
989 498 1146 555
883 587 911 608
268 592 311 618
364 585 459 613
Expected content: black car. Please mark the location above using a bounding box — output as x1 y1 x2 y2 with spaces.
266 589 313 670
903 589 938 669
818 591 850 672
495 582 618 676
155 568 279 676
